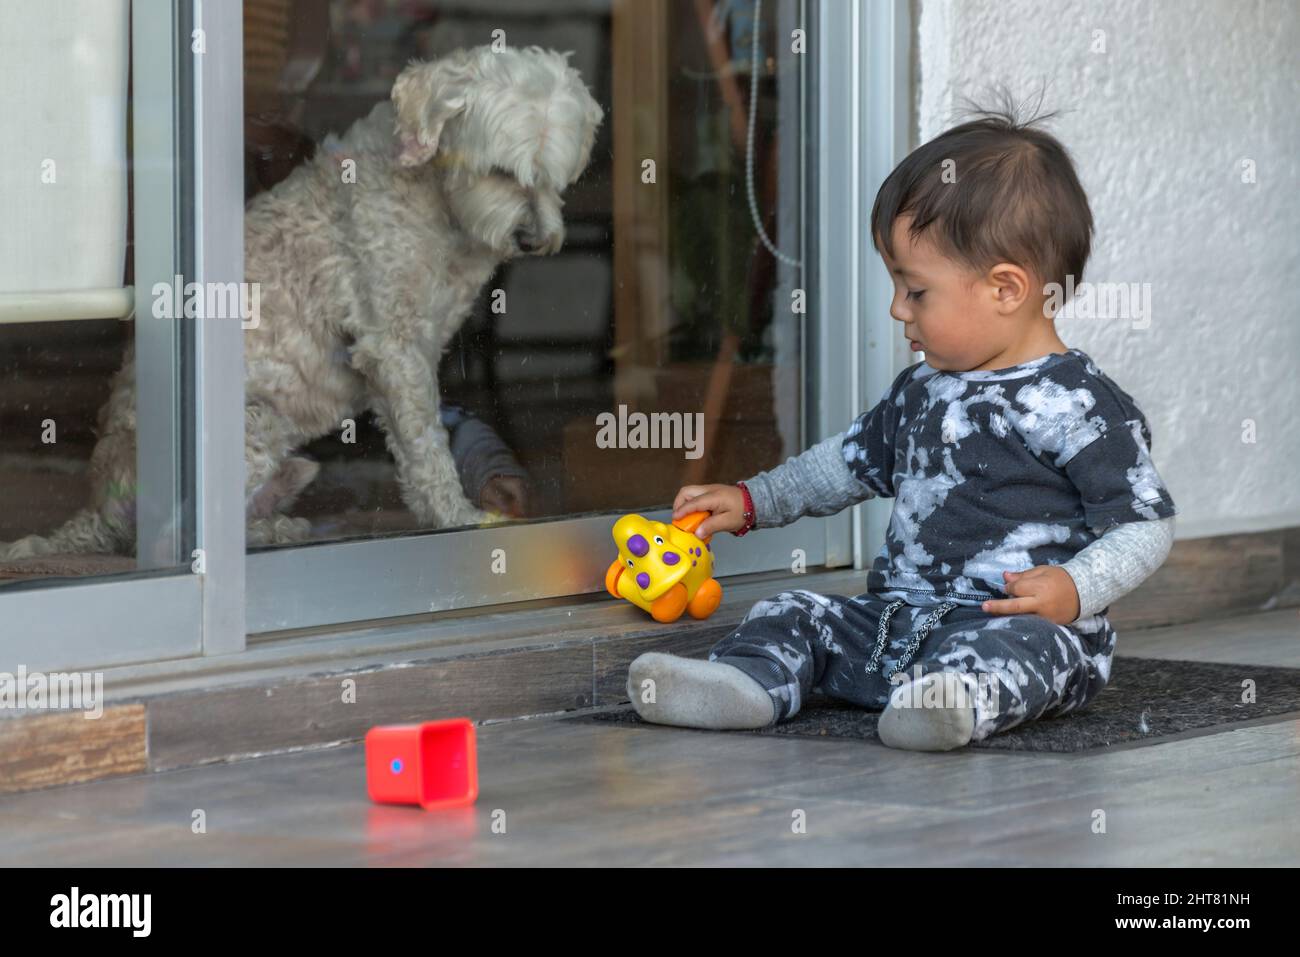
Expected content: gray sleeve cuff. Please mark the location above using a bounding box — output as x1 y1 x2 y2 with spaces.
1061 516 1176 620
741 432 877 530
447 414 529 505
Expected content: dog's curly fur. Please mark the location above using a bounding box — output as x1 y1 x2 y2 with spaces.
2 45 603 558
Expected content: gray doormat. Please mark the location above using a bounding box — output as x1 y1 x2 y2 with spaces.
575 657 1300 753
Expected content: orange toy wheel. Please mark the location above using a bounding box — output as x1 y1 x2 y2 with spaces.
687 578 723 619
650 583 689 623
605 560 625 599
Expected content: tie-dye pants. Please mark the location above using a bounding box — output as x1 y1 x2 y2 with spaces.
707 588 1117 741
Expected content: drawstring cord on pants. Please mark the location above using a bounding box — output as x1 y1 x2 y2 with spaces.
864 599 959 680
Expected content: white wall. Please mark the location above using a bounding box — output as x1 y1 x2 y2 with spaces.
914 0 1300 539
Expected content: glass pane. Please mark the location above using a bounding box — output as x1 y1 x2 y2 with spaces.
0 1 193 587
240 0 806 550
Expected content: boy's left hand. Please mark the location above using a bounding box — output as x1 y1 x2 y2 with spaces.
982 567 1080 625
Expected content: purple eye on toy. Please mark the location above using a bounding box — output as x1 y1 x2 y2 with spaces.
662 551 680 565
627 533 649 557
635 572 650 589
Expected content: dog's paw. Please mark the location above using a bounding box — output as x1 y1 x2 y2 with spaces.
418 498 495 529
456 504 499 527
247 515 313 546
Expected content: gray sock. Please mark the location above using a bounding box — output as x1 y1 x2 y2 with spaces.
876 671 976 751
626 652 776 730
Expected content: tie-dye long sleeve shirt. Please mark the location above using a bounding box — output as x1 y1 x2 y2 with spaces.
743 348 1177 606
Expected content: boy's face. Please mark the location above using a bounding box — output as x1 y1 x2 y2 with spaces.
877 215 1034 372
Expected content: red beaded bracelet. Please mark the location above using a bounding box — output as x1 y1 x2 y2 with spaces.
734 480 756 536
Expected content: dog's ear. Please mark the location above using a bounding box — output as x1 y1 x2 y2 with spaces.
391 52 475 168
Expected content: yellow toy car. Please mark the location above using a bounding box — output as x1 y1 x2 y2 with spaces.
605 511 723 623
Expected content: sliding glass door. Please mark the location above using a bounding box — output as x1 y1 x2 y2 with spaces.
236 0 830 633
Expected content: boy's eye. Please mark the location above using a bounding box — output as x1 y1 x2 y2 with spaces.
906 289 926 301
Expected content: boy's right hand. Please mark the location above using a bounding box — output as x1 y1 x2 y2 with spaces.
672 484 749 539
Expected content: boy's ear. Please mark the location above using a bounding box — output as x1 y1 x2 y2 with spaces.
989 262 1031 313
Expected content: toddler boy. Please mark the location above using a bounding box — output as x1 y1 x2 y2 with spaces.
627 106 1177 750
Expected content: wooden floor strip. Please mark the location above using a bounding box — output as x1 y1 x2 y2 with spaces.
0 705 147 795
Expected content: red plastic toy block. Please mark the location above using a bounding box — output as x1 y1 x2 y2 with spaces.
365 718 478 810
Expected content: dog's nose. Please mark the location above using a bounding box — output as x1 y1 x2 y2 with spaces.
514 229 540 253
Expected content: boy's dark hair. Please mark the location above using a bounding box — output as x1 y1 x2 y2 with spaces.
871 88 1093 293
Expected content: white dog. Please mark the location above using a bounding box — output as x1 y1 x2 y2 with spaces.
2 45 603 558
